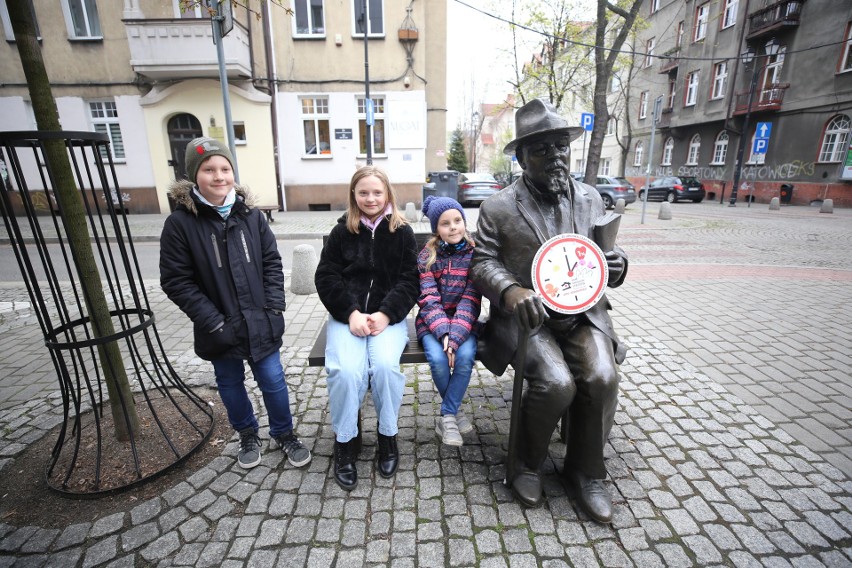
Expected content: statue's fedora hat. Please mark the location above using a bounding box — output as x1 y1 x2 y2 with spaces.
503 98 584 156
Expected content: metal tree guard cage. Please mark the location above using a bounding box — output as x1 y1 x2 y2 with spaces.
0 130 214 496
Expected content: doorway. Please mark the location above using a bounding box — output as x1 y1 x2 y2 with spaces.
167 113 202 210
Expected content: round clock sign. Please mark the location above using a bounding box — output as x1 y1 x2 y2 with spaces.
531 233 608 314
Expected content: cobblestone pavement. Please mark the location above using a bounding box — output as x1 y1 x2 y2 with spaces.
0 202 851 566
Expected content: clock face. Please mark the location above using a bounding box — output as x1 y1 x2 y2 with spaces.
531 233 608 314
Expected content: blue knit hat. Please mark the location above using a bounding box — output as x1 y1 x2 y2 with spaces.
422 196 466 233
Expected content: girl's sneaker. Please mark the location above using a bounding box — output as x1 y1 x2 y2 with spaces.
455 409 474 434
436 415 463 446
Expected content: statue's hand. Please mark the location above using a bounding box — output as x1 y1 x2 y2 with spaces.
503 286 547 330
605 251 625 283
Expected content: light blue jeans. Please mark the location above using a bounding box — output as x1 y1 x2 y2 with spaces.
324 316 409 442
212 351 293 437
421 333 477 416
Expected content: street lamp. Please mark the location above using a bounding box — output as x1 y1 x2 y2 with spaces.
729 38 779 206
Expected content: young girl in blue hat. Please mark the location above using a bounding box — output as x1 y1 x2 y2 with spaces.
417 196 482 446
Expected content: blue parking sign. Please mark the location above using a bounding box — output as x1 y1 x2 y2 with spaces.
581 113 594 131
752 137 768 155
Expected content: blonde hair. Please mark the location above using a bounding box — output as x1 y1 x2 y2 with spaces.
346 165 408 234
422 232 476 271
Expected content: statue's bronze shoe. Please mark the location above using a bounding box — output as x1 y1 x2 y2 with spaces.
567 470 612 523
511 468 543 507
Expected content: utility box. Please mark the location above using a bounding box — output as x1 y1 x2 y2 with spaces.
780 183 794 204
425 170 459 201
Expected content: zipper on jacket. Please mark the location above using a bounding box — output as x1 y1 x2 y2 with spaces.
210 233 222 268
363 229 376 311
240 230 251 263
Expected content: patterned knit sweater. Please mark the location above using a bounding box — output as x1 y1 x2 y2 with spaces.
415 241 482 351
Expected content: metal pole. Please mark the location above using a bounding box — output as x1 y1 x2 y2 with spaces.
730 61 760 207
640 98 662 225
363 0 372 165
213 0 239 182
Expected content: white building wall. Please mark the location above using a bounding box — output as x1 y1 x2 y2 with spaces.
278 90 427 188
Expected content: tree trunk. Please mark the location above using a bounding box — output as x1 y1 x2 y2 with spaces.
9 3 138 440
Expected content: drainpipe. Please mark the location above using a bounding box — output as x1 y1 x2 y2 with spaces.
262 0 285 211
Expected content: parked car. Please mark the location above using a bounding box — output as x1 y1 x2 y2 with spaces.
457 172 502 206
639 176 706 203
570 173 637 209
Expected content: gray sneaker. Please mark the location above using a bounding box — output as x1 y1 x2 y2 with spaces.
275 432 312 467
455 409 474 434
237 428 262 469
436 415 463 447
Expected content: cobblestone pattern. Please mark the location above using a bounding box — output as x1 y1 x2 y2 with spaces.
1 329 850 566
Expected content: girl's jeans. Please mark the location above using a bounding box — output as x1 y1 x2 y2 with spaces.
421 333 477 416
324 317 409 442
212 351 294 437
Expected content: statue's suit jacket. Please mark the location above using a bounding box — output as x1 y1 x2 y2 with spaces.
471 176 628 375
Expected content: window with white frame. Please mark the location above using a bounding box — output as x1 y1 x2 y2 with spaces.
661 137 674 166
644 37 655 68
633 141 644 167
1 0 41 40
818 114 851 162
63 0 101 39
357 96 386 156
763 46 785 87
575 159 585 172
686 134 701 165
694 3 709 42
840 22 852 73
685 71 699 106
175 0 212 17
711 62 728 100
89 101 125 161
600 158 611 176
293 0 325 37
301 97 331 156
676 21 684 47
639 91 648 119
233 122 247 145
722 0 738 29
712 131 729 164
606 117 616 136
352 0 383 37
667 79 677 109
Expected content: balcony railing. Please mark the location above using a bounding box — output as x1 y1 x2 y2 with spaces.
733 83 790 114
747 0 804 39
124 18 252 80
658 49 680 74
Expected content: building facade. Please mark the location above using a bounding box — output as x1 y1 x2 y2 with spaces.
0 0 448 213
628 0 852 207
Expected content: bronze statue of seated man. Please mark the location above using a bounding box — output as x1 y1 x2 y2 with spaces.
471 98 628 523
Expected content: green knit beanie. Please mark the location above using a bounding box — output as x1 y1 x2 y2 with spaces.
184 137 234 183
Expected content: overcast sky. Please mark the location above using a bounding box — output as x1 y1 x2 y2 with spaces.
445 0 597 131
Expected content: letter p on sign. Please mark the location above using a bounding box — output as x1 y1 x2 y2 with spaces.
581 113 595 131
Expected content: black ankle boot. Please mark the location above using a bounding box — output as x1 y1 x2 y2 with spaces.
334 439 358 491
376 433 399 478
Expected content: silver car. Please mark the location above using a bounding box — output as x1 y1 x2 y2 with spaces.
457 173 502 206
571 173 637 209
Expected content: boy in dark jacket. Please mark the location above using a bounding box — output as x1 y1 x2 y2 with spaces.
160 137 310 470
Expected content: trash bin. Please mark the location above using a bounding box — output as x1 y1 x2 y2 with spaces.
422 182 436 205
425 170 459 200
779 183 794 204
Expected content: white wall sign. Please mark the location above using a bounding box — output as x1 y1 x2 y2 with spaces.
388 100 426 149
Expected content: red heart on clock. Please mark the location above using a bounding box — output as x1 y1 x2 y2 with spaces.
575 246 586 260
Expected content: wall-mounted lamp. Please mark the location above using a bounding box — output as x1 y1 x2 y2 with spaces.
403 75 411 88
209 116 216 127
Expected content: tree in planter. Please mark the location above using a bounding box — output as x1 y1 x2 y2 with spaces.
8 2 138 440
447 128 469 173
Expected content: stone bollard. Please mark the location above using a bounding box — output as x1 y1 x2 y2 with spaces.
769 197 780 210
614 198 626 214
820 199 834 214
658 202 672 220
290 244 318 295
404 202 419 223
